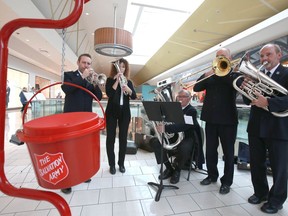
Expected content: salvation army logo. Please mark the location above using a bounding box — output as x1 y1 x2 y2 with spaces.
34 152 69 185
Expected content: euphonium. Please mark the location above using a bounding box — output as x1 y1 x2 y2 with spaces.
150 83 184 150
233 59 288 117
112 60 128 95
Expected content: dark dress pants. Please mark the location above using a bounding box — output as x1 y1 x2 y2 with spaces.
205 123 237 186
106 109 131 167
151 137 193 170
249 135 288 207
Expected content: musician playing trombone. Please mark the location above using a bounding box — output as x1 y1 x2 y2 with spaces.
150 89 204 184
193 48 238 195
241 44 288 214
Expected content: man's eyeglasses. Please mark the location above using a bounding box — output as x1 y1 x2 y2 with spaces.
177 95 190 98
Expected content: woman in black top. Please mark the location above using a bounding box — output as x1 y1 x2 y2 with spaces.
105 58 137 174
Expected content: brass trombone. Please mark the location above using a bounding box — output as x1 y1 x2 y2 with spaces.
178 56 241 88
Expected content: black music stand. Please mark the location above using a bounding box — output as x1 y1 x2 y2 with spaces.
142 101 185 201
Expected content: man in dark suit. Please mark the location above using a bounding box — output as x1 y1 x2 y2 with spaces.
151 89 203 184
60 53 102 194
242 44 288 214
61 53 102 112
193 48 238 194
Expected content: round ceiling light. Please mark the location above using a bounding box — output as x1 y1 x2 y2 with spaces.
94 27 133 57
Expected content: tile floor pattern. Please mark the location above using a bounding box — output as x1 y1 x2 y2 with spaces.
1 110 288 216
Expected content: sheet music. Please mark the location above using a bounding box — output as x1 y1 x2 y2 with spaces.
184 115 194 125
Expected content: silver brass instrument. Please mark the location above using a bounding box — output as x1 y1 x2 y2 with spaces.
150 83 184 150
112 61 128 95
233 59 288 117
86 69 107 86
178 56 240 89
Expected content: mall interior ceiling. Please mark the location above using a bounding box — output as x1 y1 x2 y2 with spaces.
1 0 288 87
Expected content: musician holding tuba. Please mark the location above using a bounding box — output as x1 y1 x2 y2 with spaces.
150 89 204 184
242 44 288 214
193 48 238 195
105 58 137 175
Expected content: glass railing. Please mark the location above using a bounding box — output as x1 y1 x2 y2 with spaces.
29 99 250 143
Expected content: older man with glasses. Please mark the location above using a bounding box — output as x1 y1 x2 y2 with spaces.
150 89 202 184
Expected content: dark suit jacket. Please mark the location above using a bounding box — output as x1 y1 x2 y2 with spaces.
165 104 205 167
243 64 288 140
105 77 137 117
193 72 238 125
61 70 102 112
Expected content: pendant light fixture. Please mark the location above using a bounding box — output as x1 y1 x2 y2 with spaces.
94 4 133 57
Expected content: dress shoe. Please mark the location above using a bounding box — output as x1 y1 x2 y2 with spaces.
200 177 217 185
110 166 116 175
119 165 126 173
219 184 230 194
158 168 173 180
248 194 267 204
261 202 283 214
84 179 91 183
170 170 180 184
61 188 72 194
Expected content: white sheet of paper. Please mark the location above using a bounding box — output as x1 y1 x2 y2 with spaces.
184 115 194 125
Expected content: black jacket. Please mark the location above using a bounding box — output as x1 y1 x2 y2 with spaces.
105 77 137 117
61 70 102 112
193 72 238 125
243 64 288 140
165 104 205 167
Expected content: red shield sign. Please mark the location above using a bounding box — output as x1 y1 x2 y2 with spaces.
34 152 69 185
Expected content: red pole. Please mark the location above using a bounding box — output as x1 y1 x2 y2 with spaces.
0 1 90 215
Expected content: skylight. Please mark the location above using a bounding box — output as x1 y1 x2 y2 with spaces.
124 0 205 65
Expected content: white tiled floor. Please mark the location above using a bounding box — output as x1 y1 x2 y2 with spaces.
1 110 288 216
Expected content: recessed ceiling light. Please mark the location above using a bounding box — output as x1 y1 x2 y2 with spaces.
85 12 89 15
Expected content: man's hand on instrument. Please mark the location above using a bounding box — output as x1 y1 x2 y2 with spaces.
156 123 165 133
251 92 268 108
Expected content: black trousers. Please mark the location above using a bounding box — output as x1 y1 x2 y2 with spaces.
249 135 288 207
106 110 131 167
205 123 237 186
151 136 194 170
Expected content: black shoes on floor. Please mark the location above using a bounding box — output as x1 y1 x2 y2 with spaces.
248 194 267 204
119 165 126 173
109 165 125 174
61 187 72 194
61 178 92 194
170 170 180 184
200 177 230 194
260 202 283 214
158 168 180 184
200 177 217 185
158 168 173 180
110 166 116 175
219 184 230 194
248 194 282 214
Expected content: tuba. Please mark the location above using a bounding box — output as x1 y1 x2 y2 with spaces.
233 58 288 117
150 82 184 150
112 60 128 95
85 69 107 86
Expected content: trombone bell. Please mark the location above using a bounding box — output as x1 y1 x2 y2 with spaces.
213 56 231 77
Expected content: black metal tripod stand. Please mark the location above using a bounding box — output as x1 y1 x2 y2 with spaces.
142 101 184 202
147 118 178 201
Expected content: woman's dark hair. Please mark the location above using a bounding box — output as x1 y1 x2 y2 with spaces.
109 58 130 78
